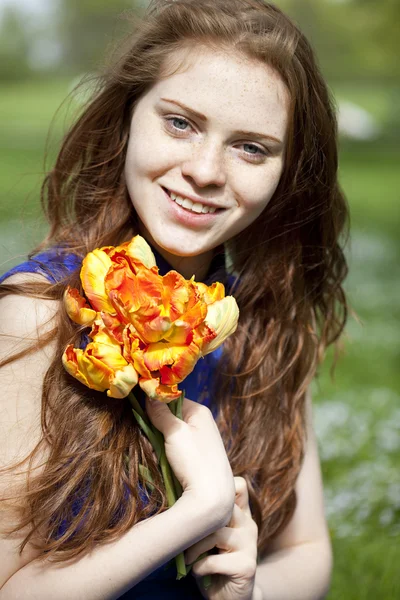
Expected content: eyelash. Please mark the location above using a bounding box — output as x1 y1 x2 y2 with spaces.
163 116 270 162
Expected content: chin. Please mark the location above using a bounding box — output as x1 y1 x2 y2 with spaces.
152 234 209 258
158 242 206 258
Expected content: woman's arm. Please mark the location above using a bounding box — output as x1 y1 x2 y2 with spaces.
2 495 223 600
253 390 332 600
0 277 233 599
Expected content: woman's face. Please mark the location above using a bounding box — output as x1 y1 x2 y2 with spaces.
125 45 289 277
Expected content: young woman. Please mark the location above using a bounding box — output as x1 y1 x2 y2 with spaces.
0 1 349 598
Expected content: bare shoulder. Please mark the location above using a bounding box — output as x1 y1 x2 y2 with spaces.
0 272 59 342
0 273 57 585
0 271 58 464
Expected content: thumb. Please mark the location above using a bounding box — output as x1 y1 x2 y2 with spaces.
145 397 178 435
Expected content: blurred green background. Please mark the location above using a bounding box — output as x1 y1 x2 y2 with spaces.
0 0 399 597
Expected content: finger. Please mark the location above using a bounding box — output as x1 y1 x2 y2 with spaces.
185 532 217 565
181 396 202 420
181 396 213 422
228 504 259 555
192 551 257 580
186 527 241 565
228 503 248 528
145 397 181 434
234 476 252 517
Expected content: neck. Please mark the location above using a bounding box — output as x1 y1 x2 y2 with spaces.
156 249 214 281
136 225 214 281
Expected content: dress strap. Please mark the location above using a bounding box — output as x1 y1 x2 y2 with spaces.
0 248 81 285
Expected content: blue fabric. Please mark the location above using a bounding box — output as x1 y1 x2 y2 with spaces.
0 247 82 285
0 244 231 598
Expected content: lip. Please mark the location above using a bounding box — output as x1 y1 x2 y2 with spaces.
162 186 223 227
162 186 224 210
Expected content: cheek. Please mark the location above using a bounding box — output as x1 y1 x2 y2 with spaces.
126 137 167 178
126 115 171 178
240 165 283 216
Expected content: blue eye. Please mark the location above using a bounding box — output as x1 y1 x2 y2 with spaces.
243 143 265 156
169 117 190 131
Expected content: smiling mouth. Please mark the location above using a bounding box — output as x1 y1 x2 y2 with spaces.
163 187 224 215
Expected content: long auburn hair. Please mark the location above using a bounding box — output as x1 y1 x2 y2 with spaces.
0 0 348 562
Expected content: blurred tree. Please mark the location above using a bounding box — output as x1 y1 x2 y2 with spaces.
276 0 400 83
0 6 31 80
0 0 398 84
56 0 145 74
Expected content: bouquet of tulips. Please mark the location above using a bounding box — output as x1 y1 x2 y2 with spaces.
62 235 239 582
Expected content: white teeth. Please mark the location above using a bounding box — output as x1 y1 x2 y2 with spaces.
168 190 217 215
182 198 193 210
192 202 203 213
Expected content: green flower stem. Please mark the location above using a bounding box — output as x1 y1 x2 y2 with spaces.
128 393 163 461
128 391 210 587
186 553 212 591
128 391 188 580
128 391 151 425
203 574 212 590
171 469 183 498
169 393 210 590
158 445 188 580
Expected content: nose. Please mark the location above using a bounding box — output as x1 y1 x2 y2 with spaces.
181 140 227 188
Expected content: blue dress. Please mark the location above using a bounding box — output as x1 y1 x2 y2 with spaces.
0 246 229 599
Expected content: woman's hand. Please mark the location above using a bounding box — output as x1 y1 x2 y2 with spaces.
145 396 236 526
185 476 259 600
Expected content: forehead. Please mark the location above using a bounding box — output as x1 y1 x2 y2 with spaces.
144 45 290 140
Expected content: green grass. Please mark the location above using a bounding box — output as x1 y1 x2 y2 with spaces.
0 79 80 265
0 78 81 225
330 536 400 599
339 147 400 238
0 78 399 598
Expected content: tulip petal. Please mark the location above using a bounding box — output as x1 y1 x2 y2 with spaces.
100 312 125 343
126 236 157 269
162 271 190 320
81 352 116 390
64 287 97 326
62 345 94 389
174 301 207 331
194 281 225 305
130 268 163 317
122 326 153 379
131 313 172 344
192 322 216 351
131 347 153 380
81 249 115 313
107 364 138 398
163 320 193 345
202 296 239 354
139 378 181 403
63 326 139 398
145 341 200 384
89 341 128 372
62 345 111 392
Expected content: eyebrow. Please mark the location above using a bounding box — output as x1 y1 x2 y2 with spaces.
159 97 284 145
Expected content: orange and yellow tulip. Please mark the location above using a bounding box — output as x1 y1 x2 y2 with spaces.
64 286 97 326
62 326 138 398
62 235 239 402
